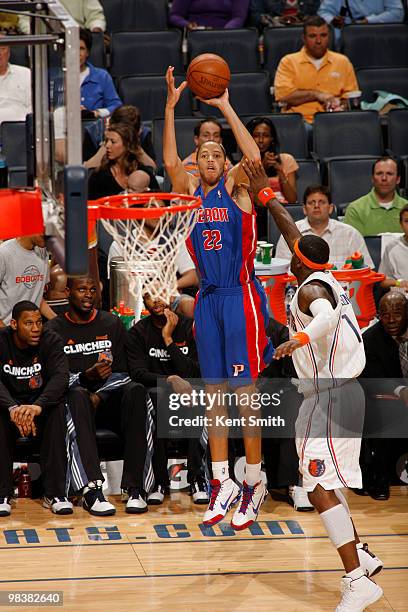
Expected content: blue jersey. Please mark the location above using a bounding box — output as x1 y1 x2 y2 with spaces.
186 177 257 289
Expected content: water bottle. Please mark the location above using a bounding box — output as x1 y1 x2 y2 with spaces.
0 148 8 188
18 465 32 498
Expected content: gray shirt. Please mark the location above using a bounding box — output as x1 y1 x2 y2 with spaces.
0 239 49 324
379 235 408 280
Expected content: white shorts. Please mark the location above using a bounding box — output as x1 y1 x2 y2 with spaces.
295 379 365 492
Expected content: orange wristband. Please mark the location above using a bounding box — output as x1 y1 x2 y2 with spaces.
293 332 310 346
257 187 277 207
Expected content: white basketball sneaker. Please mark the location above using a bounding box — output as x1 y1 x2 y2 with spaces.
357 543 383 577
231 480 267 531
335 575 383 611
202 478 240 527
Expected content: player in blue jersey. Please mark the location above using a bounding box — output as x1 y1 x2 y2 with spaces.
164 67 274 530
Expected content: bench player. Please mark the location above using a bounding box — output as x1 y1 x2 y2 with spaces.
164 67 274 530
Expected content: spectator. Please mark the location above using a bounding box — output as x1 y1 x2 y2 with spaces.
85 105 156 171
249 0 320 28
275 184 374 268
259 318 314 511
60 0 106 32
360 292 408 500
0 301 70 516
344 157 408 237
319 0 403 31
246 117 298 204
274 15 359 124
88 123 159 199
0 234 57 327
0 34 31 126
127 290 208 507
169 0 250 30
46 275 150 514
182 118 233 178
44 264 70 316
379 204 408 291
79 29 121 119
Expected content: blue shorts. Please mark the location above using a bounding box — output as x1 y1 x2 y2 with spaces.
194 280 274 386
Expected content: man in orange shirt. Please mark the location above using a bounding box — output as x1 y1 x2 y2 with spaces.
274 15 359 124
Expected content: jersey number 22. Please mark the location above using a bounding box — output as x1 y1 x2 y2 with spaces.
202 229 222 251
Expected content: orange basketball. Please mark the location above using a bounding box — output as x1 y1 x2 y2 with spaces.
186 53 231 99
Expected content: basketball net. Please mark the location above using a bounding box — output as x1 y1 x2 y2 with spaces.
94 193 200 310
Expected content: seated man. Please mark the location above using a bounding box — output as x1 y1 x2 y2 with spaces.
274 15 358 124
379 204 408 291
344 157 408 237
275 184 374 268
182 118 233 178
249 0 320 28
46 276 148 514
0 34 31 126
319 0 403 35
127 290 208 508
79 29 121 119
0 301 70 516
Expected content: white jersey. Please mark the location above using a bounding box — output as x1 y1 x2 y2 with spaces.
289 271 366 380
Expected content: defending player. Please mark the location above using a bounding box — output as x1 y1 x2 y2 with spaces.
243 158 383 611
164 67 274 530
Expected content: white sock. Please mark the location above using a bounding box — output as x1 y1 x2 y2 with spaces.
212 461 229 481
356 542 364 550
245 462 261 486
346 567 365 580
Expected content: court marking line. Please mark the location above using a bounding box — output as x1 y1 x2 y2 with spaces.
0 566 407 585
0 532 407 551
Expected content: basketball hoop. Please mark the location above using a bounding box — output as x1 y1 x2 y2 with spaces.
88 192 201 307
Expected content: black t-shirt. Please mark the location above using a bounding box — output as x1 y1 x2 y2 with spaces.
88 164 159 200
0 327 69 411
127 315 200 387
46 309 128 375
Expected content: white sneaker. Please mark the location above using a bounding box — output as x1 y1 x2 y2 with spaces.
0 496 11 517
82 481 116 516
126 488 148 514
43 496 73 515
203 478 240 527
190 478 209 505
147 485 167 505
231 480 267 531
335 575 383 611
357 543 383 577
288 485 315 512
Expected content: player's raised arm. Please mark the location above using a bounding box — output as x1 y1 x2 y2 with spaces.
198 90 260 164
163 67 192 194
242 158 301 252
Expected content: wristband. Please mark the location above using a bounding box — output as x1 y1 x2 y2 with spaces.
292 332 310 346
258 187 277 207
395 279 403 287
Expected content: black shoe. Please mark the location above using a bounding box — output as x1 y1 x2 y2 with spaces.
352 487 370 496
190 477 209 504
82 480 116 516
369 484 390 501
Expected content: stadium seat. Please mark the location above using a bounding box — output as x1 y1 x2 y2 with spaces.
118 75 192 122
264 26 334 78
8 168 27 188
327 157 376 213
296 160 321 205
364 236 382 271
10 45 29 67
388 108 408 159
0 120 27 168
89 32 106 68
188 29 260 73
357 68 408 103
240 113 309 159
198 72 271 117
152 117 201 173
313 111 383 162
100 0 168 32
111 31 183 78
341 24 408 70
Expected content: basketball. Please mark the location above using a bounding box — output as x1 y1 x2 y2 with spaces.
186 53 231 99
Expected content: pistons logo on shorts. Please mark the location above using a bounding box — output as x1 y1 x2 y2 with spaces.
308 459 326 477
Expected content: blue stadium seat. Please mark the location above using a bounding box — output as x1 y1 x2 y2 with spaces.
357 68 408 103
240 113 309 159
188 29 260 72
100 0 168 32
111 31 183 78
296 160 321 205
327 157 376 214
364 236 382 271
341 24 408 70
198 71 271 117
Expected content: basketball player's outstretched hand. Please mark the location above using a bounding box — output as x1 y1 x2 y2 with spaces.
240 158 269 204
196 88 229 109
273 338 302 360
165 66 187 109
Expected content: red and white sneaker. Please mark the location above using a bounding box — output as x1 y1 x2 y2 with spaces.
202 478 240 527
231 480 267 531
